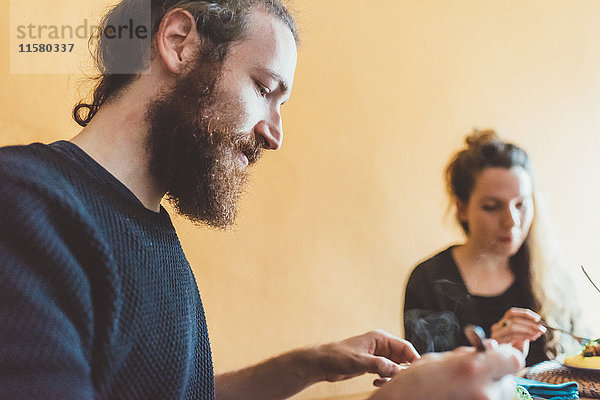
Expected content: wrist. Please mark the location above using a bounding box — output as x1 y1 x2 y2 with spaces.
294 345 326 384
272 345 324 388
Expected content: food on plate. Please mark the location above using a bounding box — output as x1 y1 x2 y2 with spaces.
563 339 600 369
582 339 600 357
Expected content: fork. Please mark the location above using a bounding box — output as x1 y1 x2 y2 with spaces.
540 322 592 346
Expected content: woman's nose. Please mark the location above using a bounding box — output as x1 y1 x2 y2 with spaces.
502 206 521 228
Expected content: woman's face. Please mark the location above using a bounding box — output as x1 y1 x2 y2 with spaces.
457 166 534 257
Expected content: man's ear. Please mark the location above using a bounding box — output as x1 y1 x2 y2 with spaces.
155 8 200 74
456 199 468 223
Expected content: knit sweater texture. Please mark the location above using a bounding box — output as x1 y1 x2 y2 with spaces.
0 141 215 399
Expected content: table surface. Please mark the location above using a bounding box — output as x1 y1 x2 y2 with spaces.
314 391 596 400
316 393 371 400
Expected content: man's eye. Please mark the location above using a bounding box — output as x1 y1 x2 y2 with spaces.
255 81 270 97
482 205 497 211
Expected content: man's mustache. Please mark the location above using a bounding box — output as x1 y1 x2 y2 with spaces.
236 133 263 165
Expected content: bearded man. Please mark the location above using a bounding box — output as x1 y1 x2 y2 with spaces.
0 1 523 399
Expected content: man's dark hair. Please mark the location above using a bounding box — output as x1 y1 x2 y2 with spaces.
73 0 298 127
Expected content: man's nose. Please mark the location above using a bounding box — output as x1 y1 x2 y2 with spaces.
255 109 283 150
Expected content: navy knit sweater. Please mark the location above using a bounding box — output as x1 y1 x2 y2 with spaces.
0 141 215 399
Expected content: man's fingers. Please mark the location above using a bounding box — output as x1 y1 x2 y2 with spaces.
483 344 524 380
371 330 420 363
367 346 524 400
364 355 403 378
437 345 522 382
373 377 392 387
316 330 421 384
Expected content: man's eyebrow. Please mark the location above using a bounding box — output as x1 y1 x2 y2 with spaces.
264 69 289 93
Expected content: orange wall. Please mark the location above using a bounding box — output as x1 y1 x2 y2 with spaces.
2 1 600 398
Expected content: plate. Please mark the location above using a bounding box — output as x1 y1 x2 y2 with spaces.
563 354 600 372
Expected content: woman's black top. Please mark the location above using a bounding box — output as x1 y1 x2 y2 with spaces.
404 246 548 366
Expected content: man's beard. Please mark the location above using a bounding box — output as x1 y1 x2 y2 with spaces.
146 57 263 228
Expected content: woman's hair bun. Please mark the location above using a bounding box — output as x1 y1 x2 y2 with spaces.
465 129 500 148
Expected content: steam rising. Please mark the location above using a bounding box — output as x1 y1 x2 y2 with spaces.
433 279 471 304
405 310 461 352
405 280 470 352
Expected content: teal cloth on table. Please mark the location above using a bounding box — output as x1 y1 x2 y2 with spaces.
514 377 579 400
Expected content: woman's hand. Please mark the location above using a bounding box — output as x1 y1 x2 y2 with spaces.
491 307 546 355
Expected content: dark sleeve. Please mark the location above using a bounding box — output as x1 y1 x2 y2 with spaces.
0 177 95 399
403 266 437 354
404 267 437 315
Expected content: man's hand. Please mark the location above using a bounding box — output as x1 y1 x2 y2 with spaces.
215 330 420 400
368 342 524 400
313 330 421 383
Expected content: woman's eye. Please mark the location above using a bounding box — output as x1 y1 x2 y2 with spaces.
482 204 497 211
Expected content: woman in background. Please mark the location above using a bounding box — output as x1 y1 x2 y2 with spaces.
403 130 580 366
